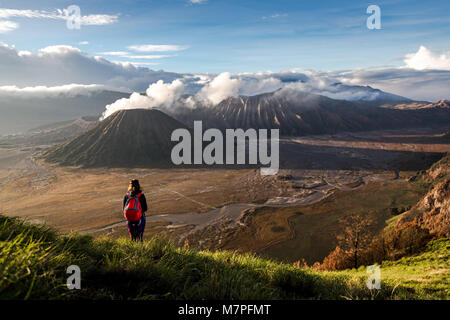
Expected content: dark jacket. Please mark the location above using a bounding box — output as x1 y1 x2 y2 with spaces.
123 191 148 214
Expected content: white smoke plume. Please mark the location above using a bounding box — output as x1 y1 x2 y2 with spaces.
100 72 284 118
196 72 240 104
101 79 184 119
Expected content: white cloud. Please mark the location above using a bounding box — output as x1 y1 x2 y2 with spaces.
111 61 160 67
236 76 282 96
197 72 241 104
0 43 181 92
0 8 118 26
101 79 184 119
262 13 288 20
2 43 450 106
78 41 89 45
147 79 185 106
189 0 207 3
38 45 82 55
0 84 104 98
0 20 18 33
404 45 450 71
336 67 450 101
98 51 129 56
123 55 171 59
127 44 188 52
326 46 450 101
72 13 118 26
18 50 32 56
98 52 171 59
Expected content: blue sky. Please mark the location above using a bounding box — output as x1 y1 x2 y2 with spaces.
1 0 450 73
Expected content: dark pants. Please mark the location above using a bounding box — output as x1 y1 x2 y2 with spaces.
127 214 146 242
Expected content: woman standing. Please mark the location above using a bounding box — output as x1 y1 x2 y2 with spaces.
123 179 147 242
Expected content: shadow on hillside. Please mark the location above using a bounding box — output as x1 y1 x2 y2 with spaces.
324 131 450 145
75 240 391 300
277 140 445 171
42 134 447 172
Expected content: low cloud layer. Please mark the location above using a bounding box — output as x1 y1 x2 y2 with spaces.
0 84 104 98
1 43 450 110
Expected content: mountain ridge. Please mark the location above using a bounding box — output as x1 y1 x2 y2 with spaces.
170 90 450 136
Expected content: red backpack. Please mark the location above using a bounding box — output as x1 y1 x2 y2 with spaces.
124 193 143 221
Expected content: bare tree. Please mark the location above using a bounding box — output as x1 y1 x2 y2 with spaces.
337 214 374 268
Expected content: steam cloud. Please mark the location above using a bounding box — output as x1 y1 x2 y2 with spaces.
101 79 184 119
100 72 284 119
197 72 240 104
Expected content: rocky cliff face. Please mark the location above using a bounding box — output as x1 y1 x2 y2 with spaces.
396 154 450 237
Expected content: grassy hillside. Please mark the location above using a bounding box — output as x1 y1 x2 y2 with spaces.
0 215 448 300
333 238 449 299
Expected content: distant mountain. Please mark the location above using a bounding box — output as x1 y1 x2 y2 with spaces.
42 109 186 168
0 116 98 145
171 90 450 136
389 99 450 110
0 90 128 135
316 83 412 103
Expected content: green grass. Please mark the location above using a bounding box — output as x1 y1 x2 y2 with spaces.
0 215 448 300
335 239 449 300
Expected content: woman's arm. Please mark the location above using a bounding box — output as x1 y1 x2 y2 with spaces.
123 195 128 210
139 194 148 213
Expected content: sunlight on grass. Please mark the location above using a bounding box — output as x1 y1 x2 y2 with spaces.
0 215 448 300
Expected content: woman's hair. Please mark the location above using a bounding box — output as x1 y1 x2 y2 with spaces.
128 179 142 193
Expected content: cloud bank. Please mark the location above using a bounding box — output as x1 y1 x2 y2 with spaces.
1 43 450 109
0 84 104 98
0 43 181 92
